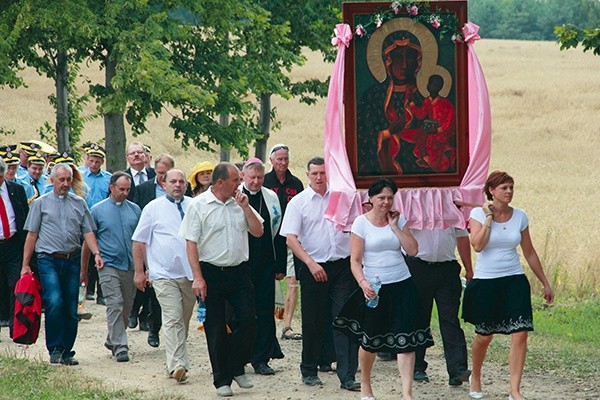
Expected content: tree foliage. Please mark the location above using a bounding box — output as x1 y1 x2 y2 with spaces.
469 0 600 41
554 24 600 55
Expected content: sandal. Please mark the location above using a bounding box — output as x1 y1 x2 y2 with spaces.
281 326 302 340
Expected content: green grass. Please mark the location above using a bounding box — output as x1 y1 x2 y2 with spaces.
0 356 179 400
431 294 600 379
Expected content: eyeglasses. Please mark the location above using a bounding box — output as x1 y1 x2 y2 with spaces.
270 145 289 155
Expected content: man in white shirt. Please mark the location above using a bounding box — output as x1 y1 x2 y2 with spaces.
180 162 263 398
279 156 360 391
132 169 195 384
405 228 473 386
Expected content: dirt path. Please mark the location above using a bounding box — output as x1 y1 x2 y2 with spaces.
1 300 597 399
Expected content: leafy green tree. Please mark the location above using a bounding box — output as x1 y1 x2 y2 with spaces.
250 0 340 161
555 24 600 55
0 0 96 152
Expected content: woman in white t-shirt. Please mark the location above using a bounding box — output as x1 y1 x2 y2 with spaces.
463 171 554 400
333 179 433 400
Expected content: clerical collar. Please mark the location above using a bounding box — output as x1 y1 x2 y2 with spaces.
243 185 260 195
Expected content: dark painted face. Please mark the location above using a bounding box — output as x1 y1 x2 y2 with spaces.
389 46 419 85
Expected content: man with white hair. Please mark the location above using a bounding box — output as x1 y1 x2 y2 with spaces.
240 158 286 375
263 144 304 341
21 163 104 365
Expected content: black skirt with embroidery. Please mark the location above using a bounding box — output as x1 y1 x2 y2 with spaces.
333 278 434 353
462 274 534 336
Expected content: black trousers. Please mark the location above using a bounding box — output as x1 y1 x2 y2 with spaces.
202 262 256 388
86 255 103 298
299 257 358 383
0 235 24 337
406 256 468 378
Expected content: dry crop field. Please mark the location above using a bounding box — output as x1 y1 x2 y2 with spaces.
1 39 599 294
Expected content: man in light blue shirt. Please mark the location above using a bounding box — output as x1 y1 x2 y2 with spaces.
81 144 111 304
82 171 140 362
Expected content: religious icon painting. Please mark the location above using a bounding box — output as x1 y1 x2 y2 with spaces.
343 1 469 189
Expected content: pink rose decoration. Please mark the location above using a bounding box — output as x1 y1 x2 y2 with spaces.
431 18 440 29
355 24 365 38
376 16 383 28
408 5 419 16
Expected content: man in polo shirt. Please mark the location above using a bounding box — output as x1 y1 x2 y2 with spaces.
21 163 104 365
180 162 263 397
279 156 360 391
82 143 112 304
132 169 195 383
263 143 304 341
82 171 140 363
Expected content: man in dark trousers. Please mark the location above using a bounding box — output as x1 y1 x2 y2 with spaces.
0 158 29 338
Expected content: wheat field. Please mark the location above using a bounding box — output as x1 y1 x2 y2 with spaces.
1 39 599 294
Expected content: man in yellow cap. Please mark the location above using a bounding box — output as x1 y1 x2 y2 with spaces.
17 152 47 204
0 145 20 183
18 141 43 181
81 144 112 305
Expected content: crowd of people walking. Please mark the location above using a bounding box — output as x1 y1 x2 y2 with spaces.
0 140 554 399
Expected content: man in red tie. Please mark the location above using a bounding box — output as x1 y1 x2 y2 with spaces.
0 158 29 338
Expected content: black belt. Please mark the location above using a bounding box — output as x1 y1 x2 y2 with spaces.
322 256 350 266
202 261 243 271
48 249 81 260
406 256 454 266
0 235 14 244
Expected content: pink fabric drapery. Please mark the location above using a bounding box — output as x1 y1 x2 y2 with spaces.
324 22 491 231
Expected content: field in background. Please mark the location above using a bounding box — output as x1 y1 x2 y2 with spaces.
1 39 599 295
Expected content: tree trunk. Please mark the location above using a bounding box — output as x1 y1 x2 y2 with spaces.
55 51 71 153
219 113 230 162
104 54 126 172
254 92 271 162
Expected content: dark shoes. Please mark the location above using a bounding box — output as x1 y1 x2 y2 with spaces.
116 351 130 362
128 316 138 329
77 312 92 321
61 356 79 366
0 320 9 327
449 369 471 386
85 294 95 301
96 296 106 306
340 379 361 391
414 370 430 382
253 362 275 375
319 363 334 372
139 319 150 332
49 353 79 365
302 375 323 386
148 333 160 348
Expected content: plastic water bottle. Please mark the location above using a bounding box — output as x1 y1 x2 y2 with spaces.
365 275 382 308
197 298 206 331
461 277 467 289
78 283 86 306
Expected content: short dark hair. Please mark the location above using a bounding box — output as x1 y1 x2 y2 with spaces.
110 171 132 186
306 156 324 171
484 170 514 201
368 178 398 197
212 162 236 185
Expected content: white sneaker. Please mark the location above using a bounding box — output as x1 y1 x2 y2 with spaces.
233 374 254 388
216 385 233 397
